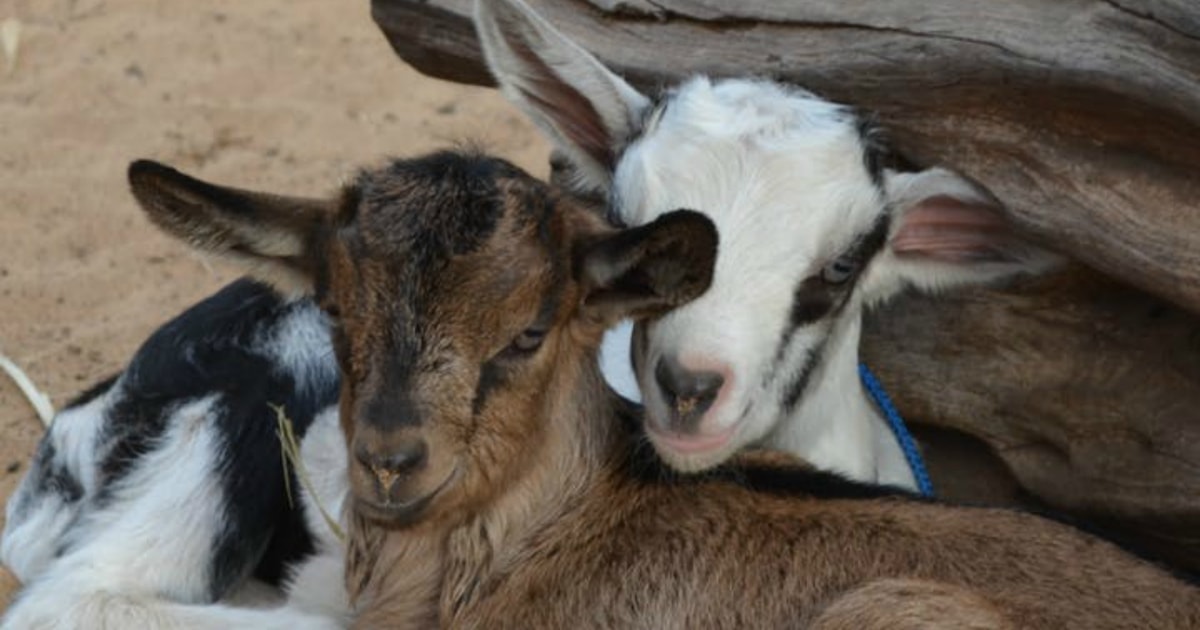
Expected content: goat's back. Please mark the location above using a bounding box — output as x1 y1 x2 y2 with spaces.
456 462 1199 629
2 279 338 605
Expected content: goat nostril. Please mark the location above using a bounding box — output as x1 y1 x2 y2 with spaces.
382 441 427 475
355 440 427 490
654 357 724 423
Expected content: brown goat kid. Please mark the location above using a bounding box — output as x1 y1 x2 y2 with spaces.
129 151 1200 629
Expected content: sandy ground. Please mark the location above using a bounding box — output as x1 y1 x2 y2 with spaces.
0 0 548 609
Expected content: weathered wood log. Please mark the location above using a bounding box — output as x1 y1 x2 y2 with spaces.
863 266 1200 571
372 0 1200 316
372 0 1200 571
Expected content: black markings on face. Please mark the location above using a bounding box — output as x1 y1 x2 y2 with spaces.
790 276 838 328
472 359 506 417
535 190 568 324
473 227 566 417
784 213 889 334
782 343 824 412
361 350 423 430
771 213 892 409
337 151 547 404
349 152 524 262
853 213 891 264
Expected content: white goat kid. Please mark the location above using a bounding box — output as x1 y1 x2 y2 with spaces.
477 0 1058 489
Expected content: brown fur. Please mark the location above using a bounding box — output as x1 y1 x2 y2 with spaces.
810 579 1011 630
129 152 1200 629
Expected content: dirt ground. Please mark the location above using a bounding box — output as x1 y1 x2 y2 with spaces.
0 0 548 609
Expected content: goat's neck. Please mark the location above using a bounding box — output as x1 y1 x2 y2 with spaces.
441 350 617 619
765 316 915 489
483 357 614 526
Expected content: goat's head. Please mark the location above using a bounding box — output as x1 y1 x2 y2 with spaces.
127 152 717 525
478 0 1060 472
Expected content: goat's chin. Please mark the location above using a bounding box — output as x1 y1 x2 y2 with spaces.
350 467 460 528
644 423 741 473
353 494 436 528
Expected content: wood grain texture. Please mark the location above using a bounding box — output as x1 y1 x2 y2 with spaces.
864 266 1200 571
373 0 1200 315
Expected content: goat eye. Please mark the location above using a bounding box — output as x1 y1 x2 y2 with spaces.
507 328 546 355
821 257 859 285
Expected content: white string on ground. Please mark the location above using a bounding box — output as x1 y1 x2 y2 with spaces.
0 348 55 426
1 18 20 75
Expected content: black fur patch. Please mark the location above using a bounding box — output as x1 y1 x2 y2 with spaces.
352 152 527 259
84 279 338 599
472 359 506 417
62 373 119 410
853 113 888 189
771 213 891 409
789 277 838 328
360 350 426 430
617 399 912 501
14 374 119 519
720 458 917 501
853 213 891 263
23 441 85 515
780 344 823 412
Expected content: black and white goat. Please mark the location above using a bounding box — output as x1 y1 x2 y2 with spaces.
1 279 344 628
476 0 1058 487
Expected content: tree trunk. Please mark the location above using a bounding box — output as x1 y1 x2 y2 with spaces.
863 265 1200 572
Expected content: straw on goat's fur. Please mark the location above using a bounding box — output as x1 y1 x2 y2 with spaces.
0 349 54 426
272 403 346 543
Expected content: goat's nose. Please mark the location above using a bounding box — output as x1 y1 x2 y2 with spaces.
354 439 427 492
654 356 724 431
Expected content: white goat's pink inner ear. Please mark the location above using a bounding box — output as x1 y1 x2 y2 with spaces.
891 195 1016 263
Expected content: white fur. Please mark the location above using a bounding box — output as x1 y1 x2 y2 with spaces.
2 391 109 581
2 396 346 630
613 77 914 481
479 0 1058 488
259 306 340 400
281 407 352 624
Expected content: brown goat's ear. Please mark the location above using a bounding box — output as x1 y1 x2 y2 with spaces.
579 209 718 322
128 160 332 293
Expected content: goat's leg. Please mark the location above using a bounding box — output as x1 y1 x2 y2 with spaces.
811 578 1012 630
3 586 344 630
2 397 340 629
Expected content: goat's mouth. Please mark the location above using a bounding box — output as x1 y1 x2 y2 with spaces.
354 466 459 527
643 401 756 472
645 422 738 456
